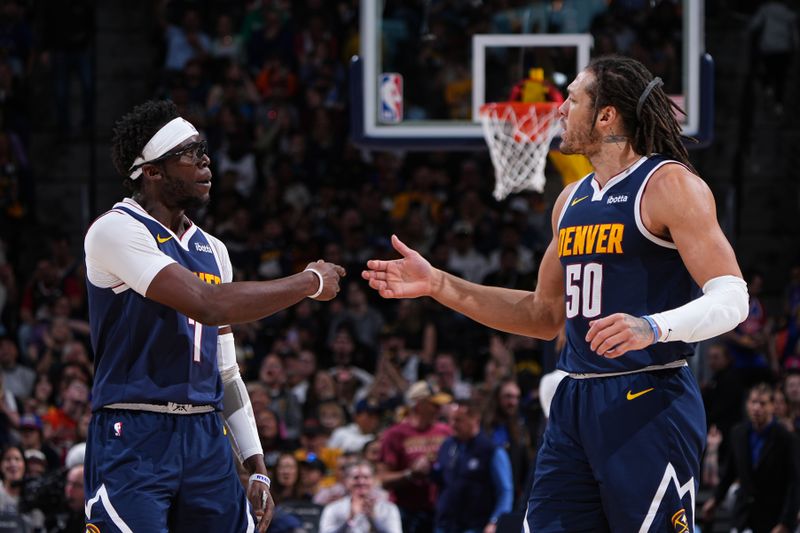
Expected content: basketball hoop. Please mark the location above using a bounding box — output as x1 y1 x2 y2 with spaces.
479 102 561 200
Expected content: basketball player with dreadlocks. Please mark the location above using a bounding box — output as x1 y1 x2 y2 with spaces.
83 100 346 532
363 55 748 531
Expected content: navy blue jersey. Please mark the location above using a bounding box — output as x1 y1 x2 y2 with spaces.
87 205 224 410
557 155 698 374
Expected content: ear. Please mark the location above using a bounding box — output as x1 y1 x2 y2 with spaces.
595 105 621 134
141 163 163 181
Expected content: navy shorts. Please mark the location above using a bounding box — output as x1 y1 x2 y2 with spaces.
525 365 706 533
84 409 255 532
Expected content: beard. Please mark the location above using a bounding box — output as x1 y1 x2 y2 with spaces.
559 121 601 156
162 169 210 211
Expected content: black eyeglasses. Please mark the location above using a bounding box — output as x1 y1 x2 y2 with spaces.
132 140 208 172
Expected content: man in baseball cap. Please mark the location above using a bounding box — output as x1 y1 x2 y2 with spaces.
405 381 453 407
379 381 452 533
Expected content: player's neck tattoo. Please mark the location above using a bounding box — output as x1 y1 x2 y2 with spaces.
603 135 628 143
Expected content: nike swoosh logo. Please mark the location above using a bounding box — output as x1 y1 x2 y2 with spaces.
571 195 589 206
626 387 654 400
156 234 173 244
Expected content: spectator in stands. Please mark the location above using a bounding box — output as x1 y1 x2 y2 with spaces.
255 407 290 469
482 246 536 291
259 352 303 440
433 400 513 533
379 381 452 533
773 386 794 432
701 341 745 454
25 373 54 418
328 398 383 454
363 439 382 466
319 459 402 533
317 399 348 434
0 445 26 516
483 378 532 507
447 221 489 284
298 455 327 501
210 13 244 65
296 421 335 475
0 373 19 448
328 324 374 397
387 299 437 373
18 259 64 350
159 6 210 74
327 283 385 357
305 369 337 419
18 413 59 471
785 372 800 432
49 296 90 347
376 324 420 387
31 316 75 377
286 349 317 405
313 451 359 506
702 383 800 532
272 452 304 505
432 352 471 401
245 5 295 72
0 335 34 401
487 222 536 277
46 233 84 316
40 378 88 456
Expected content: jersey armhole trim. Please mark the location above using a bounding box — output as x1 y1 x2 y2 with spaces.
556 174 593 229
634 160 681 250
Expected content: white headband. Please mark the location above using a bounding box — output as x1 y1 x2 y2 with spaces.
128 117 199 179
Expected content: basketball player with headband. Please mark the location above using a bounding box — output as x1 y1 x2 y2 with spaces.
83 100 346 532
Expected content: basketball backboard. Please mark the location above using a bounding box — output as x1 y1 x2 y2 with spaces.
351 0 712 150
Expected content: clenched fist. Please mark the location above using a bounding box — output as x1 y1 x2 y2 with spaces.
305 260 346 301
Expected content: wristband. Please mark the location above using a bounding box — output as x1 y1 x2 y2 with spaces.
248 473 271 489
304 267 324 299
642 315 660 345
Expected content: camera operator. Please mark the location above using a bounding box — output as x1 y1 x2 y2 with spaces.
46 464 83 533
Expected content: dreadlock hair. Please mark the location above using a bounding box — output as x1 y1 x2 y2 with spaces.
110 99 180 193
585 55 696 173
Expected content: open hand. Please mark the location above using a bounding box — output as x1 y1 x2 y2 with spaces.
362 235 435 299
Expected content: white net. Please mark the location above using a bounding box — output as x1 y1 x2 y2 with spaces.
480 103 561 201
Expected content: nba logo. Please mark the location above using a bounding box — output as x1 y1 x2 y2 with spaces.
113 422 123 437
379 73 403 123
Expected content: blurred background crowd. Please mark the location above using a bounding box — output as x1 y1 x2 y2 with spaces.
0 0 798 532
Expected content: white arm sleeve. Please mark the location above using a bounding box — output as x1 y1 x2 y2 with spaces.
218 332 263 462
649 275 749 343
84 211 175 295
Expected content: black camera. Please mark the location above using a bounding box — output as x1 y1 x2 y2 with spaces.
14 468 66 513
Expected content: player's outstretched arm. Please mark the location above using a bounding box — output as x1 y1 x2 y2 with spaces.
146 259 346 325
362 188 571 340
586 164 747 357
